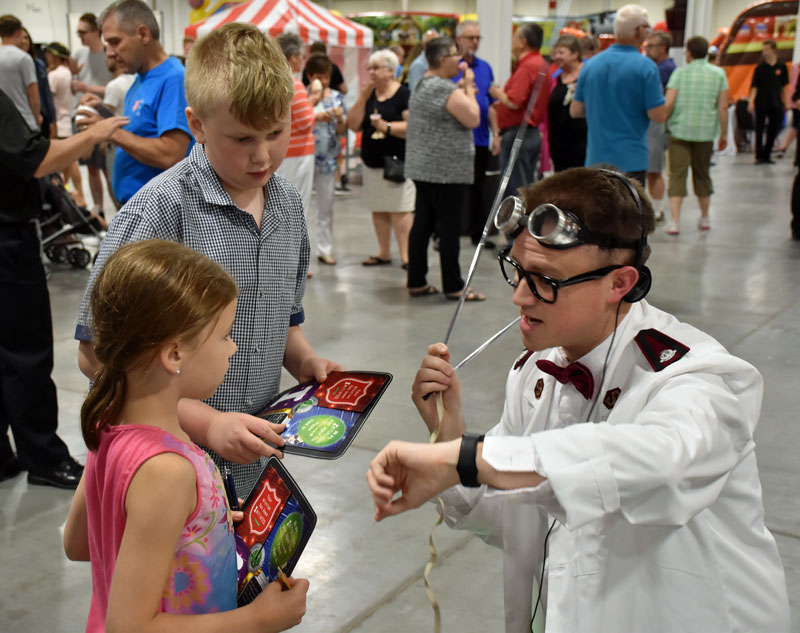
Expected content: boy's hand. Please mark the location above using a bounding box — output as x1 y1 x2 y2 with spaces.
411 343 464 441
205 411 287 463
297 356 344 384
250 577 309 632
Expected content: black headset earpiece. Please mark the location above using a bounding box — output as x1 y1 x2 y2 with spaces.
597 169 652 303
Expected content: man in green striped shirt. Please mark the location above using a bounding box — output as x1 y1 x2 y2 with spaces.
663 36 728 235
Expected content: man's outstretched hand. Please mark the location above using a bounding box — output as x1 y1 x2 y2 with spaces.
366 439 461 521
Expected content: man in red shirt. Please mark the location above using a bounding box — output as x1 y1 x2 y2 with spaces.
490 22 550 198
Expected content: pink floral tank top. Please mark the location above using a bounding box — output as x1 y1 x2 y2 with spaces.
84 425 237 632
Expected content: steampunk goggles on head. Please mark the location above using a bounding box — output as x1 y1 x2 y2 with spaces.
493 196 638 251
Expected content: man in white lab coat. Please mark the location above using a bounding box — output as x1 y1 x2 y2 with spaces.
366 167 790 633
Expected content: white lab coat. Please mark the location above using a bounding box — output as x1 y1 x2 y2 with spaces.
438 300 790 633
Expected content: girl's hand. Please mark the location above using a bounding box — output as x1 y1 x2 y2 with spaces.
249 576 310 631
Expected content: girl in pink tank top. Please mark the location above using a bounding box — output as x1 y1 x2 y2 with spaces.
63 239 308 632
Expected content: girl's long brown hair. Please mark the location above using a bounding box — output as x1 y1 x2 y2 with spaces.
81 240 238 450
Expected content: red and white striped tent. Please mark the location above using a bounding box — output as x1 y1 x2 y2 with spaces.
184 0 371 47
184 0 373 99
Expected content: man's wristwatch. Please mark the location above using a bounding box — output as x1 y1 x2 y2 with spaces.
457 433 485 487
386 121 392 136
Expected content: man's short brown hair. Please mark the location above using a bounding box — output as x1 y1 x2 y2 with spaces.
685 36 708 60
185 22 293 129
519 168 655 263
79 13 99 31
0 15 22 39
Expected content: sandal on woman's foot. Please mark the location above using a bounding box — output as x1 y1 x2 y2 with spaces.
409 284 439 297
446 288 486 302
318 255 337 265
362 255 391 266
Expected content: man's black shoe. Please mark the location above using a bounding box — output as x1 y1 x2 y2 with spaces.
0 457 23 483
28 456 84 490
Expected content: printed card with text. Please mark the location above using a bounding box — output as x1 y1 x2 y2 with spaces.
257 371 392 459
235 458 316 606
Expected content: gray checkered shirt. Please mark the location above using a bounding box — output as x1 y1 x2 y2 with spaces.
76 143 310 495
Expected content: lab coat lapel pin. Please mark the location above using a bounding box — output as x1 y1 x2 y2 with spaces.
534 378 544 399
603 387 621 409
634 328 690 371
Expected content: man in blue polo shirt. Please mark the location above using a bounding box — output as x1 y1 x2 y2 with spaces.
80 0 192 204
570 3 666 185
454 19 499 247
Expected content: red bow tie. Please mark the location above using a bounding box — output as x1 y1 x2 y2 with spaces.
535 359 595 400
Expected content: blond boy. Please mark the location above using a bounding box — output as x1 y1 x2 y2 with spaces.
76 23 342 494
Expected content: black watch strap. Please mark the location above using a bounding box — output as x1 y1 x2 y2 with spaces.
457 433 485 488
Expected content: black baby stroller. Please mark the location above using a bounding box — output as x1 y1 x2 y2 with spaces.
37 172 106 268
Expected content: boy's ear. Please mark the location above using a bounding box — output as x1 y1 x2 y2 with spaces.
185 107 206 143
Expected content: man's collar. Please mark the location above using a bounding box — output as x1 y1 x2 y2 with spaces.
558 302 641 391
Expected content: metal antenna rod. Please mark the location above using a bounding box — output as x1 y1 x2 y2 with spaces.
441 0 576 347
442 70 546 346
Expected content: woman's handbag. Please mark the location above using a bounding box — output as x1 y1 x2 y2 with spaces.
382 155 405 183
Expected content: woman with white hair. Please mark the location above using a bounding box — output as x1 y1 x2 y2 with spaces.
347 48 414 268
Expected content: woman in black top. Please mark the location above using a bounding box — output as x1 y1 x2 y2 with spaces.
548 35 587 172
347 49 415 268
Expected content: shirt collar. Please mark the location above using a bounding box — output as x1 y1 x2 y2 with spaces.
555 302 645 397
189 144 237 208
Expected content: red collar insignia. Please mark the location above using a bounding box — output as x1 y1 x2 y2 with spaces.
634 328 690 371
514 349 534 370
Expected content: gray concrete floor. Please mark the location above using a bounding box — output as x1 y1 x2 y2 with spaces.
1 152 799 632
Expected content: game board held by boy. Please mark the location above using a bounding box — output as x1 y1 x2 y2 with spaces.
257 371 392 458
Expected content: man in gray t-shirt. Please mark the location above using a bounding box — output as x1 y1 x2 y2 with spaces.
70 13 114 214
0 15 40 131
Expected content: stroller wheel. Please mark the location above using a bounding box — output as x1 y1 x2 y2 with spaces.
68 248 91 269
53 245 69 263
44 245 58 262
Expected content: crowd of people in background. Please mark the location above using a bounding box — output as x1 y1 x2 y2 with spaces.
1 1 797 497
1 1 797 631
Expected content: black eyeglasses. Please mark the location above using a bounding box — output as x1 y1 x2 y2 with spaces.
497 248 622 304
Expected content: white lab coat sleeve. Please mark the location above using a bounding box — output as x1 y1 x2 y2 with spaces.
532 355 762 529
435 364 533 548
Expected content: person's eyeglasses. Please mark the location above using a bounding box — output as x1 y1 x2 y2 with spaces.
638 23 652 31
461 35 481 41
497 248 622 304
367 65 388 71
